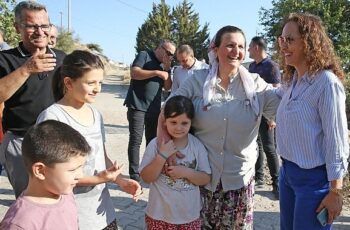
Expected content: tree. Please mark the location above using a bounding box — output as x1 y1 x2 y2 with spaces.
56 27 79 54
0 0 20 46
172 0 210 61
135 0 210 61
86 43 103 53
135 0 172 53
259 0 350 71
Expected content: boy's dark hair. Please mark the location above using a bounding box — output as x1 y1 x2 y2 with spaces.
22 120 91 173
52 50 105 101
164 95 194 120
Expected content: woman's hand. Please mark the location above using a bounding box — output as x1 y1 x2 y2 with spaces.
156 108 185 174
316 191 343 224
157 110 169 143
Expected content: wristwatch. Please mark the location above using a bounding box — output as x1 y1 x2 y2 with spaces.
329 187 343 197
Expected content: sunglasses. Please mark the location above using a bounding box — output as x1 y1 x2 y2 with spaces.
278 35 300 46
161 46 174 57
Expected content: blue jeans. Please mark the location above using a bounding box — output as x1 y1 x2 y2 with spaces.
127 108 159 180
280 158 331 230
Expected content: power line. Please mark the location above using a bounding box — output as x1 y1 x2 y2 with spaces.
114 0 148 14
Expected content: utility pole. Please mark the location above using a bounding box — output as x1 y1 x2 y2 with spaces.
59 12 63 29
68 0 71 32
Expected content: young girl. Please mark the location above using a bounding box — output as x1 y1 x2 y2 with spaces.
139 95 211 229
36 50 142 230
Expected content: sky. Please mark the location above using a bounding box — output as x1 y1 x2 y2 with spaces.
37 0 273 64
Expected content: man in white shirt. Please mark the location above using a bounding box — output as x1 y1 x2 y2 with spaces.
171 44 208 93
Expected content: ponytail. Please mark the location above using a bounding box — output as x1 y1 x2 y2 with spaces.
52 66 64 102
51 50 105 102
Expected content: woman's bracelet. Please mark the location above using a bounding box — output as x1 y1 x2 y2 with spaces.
157 150 168 160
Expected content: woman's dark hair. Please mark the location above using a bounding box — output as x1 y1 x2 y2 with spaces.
164 95 194 120
52 50 105 101
214 25 246 48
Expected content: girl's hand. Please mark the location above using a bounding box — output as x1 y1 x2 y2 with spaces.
159 139 177 158
167 165 189 180
116 178 142 201
267 120 276 130
162 152 186 176
97 162 123 182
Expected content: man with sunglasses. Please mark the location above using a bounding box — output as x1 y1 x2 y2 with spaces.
0 1 65 197
124 40 176 182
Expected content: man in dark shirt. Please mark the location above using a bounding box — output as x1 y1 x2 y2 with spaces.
124 40 175 181
248 36 281 199
0 1 65 197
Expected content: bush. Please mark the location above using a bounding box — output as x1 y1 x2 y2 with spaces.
345 75 350 126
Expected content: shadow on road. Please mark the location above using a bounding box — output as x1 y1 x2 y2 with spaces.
101 83 128 99
101 76 129 99
255 189 279 201
104 124 129 134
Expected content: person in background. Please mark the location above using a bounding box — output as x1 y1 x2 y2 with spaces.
0 28 11 175
158 25 280 229
140 95 211 229
0 120 90 230
0 1 65 197
48 24 58 48
0 29 11 51
248 36 281 199
37 50 142 230
276 12 349 229
171 44 208 93
124 39 176 182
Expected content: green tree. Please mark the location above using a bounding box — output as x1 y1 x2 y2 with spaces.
56 27 79 54
135 0 172 53
135 0 210 61
86 43 103 53
172 0 210 61
259 0 350 71
0 0 20 46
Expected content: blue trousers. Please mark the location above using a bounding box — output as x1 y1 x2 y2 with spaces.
280 158 331 230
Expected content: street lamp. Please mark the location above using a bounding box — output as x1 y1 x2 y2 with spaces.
68 0 71 32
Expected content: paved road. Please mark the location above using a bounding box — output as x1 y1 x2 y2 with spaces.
1 75 349 229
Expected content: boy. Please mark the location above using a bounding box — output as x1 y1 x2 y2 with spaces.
0 120 90 230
